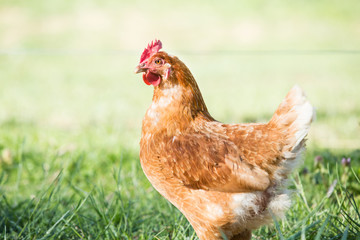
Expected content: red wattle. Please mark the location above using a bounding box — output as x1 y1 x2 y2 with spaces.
143 72 161 86
143 73 151 85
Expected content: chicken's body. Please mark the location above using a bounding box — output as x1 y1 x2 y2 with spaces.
136 40 314 240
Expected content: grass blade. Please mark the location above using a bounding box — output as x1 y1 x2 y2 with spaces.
341 226 349 240
43 210 71 238
287 220 321 240
270 210 284 240
314 215 330 240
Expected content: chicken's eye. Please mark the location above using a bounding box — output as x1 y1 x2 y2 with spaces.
154 59 163 65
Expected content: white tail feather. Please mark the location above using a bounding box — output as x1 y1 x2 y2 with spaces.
269 85 315 178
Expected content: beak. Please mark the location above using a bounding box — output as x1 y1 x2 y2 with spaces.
134 62 148 74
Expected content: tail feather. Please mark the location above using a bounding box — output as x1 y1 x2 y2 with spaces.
263 86 315 222
269 85 315 177
269 85 315 151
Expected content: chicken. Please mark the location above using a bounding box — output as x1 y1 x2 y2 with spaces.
135 40 314 240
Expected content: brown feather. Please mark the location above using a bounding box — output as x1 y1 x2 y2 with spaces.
138 48 314 240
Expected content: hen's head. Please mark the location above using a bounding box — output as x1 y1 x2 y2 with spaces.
135 40 210 118
134 40 177 87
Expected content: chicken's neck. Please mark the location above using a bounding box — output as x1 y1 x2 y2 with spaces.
143 68 214 135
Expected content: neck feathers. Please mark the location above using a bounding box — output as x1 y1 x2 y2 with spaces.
156 57 211 119
145 57 213 134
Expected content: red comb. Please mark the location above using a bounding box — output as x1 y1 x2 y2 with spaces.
140 39 162 63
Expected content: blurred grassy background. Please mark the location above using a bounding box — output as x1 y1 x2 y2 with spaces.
1 0 360 150
0 1 360 239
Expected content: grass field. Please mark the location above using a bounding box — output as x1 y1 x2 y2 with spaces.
1 0 359 239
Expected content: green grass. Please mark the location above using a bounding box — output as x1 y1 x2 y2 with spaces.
0 123 359 239
1 0 360 239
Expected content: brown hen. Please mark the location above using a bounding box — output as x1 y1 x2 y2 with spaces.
135 40 314 240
